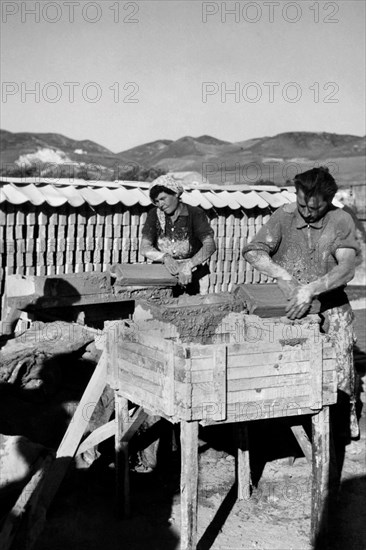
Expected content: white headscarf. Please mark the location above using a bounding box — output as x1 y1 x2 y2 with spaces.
149 174 184 197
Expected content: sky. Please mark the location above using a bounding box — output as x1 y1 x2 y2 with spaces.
1 0 365 152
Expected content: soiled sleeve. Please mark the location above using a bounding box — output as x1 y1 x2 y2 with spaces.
141 208 158 244
191 206 214 241
242 207 284 257
333 212 361 256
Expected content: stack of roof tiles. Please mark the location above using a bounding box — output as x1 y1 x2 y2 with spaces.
0 178 298 301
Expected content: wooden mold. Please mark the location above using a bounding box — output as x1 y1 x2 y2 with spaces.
105 314 338 425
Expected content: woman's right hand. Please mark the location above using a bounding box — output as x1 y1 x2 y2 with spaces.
163 254 180 276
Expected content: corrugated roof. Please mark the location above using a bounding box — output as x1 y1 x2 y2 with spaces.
0 177 302 211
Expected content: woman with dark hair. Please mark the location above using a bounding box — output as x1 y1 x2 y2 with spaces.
242 166 360 478
141 174 216 294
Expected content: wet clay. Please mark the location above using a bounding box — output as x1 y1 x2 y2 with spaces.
135 292 248 343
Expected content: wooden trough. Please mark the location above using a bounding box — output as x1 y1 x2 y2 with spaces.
105 293 338 550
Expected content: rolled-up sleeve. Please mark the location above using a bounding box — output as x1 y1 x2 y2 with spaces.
242 207 283 257
333 212 361 256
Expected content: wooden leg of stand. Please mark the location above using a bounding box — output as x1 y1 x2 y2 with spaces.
180 421 199 550
115 392 130 518
311 407 330 546
236 423 251 500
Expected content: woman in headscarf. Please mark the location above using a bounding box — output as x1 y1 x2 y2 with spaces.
140 174 216 294
135 175 217 472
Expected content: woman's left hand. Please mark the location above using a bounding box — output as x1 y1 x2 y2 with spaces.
285 285 314 320
178 260 194 286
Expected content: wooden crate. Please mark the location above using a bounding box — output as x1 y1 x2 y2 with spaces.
105 315 338 424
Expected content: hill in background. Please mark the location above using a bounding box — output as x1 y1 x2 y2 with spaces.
1 129 365 186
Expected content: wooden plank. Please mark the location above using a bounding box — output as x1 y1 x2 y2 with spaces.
227 372 335 392
115 343 166 372
189 341 316 362
228 362 311 379
227 373 311 392
236 423 251 500
228 348 312 367
117 361 164 385
192 370 333 398
20 352 108 549
116 381 165 416
128 330 173 352
212 346 227 420
180 421 199 550
186 358 334 382
202 395 334 425
311 407 330 546
76 421 115 456
290 425 312 464
227 383 314 404
57 352 107 458
115 393 130 518
116 369 163 399
309 342 323 410
0 454 54 550
174 379 193 421
189 380 337 423
162 339 175 416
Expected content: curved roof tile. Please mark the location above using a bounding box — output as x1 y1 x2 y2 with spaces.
257 190 290 208
190 189 212 210
93 186 121 206
0 178 306 211
134 187 151 207
280 189 297 203
201 191 227 209
215 191 241 210
56 185 85 208
14 183 47 206
78 186 105 206
0 183 29 204
181 191 200 207
113 187 141 207
39 185 68 206
232 190 267 209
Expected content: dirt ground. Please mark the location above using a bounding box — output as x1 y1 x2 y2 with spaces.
26 301 366 550
0 293 364 550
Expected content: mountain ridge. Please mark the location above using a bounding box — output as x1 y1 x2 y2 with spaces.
1 129 365 185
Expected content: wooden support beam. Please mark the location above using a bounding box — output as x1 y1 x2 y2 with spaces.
76 421 115 456
235 423 251 500
75 407 148 456
180 421 199 550
311 407 330 547
309 342 323 410
115 392 130 518
15 353 108 550
0 454 54 550
290 425 312 464
56 351 107 460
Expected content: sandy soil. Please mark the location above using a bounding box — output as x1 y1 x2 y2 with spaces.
29 307 366 550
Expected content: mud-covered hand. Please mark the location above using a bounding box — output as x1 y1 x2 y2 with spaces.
177 259 194 286
285 285 314 320
163 254 180 276
277 277 299 300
